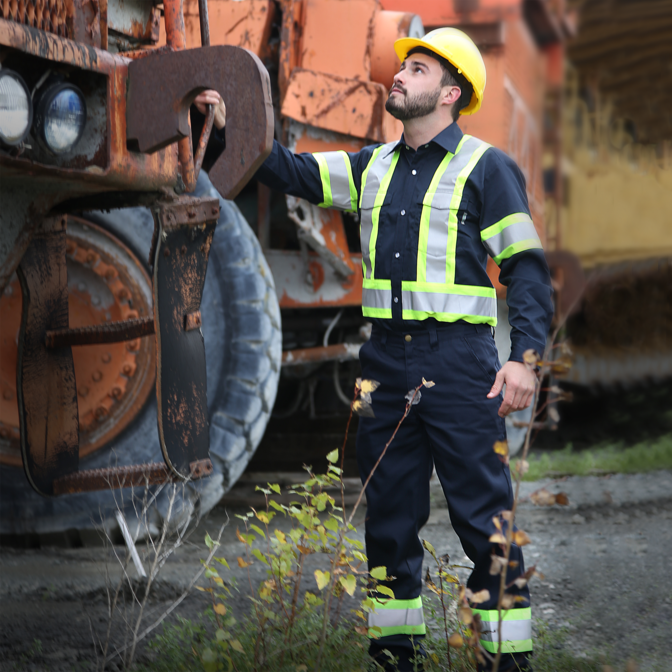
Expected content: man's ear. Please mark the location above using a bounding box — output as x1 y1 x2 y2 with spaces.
441 85 462 108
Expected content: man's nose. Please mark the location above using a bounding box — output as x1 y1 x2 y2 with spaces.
393 71 405 87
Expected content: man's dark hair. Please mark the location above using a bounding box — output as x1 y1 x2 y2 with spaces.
406 46 474 122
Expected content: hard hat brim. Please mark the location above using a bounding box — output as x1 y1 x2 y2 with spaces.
393 37 481 115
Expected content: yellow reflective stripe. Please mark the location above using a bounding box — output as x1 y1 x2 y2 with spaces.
445 142 491 284
359 145 386 209
371 597 422 610
363 278 392 290
313 152 332 208
362 307 392 318
342 151 358 213
473 607 532 654
401 281 495 297
480 639 533 654
369 150 400 280
481 212 533 240
492 238 544 265
401 310 496 325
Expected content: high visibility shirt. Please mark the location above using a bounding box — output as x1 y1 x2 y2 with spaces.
255 122 553 362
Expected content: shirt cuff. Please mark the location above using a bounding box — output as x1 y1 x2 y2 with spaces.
509 338 546 364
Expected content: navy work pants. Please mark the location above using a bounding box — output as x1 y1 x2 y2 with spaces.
357 322 530 670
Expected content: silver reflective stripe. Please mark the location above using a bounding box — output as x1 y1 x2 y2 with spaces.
423 136 489 284
360 142 398 280
368 607 425 628
314 151 357 212
401 290 496 320
482 219 540 259
478 617 532 643
363 286 391 310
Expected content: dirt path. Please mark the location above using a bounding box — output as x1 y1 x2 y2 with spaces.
1 471 671 671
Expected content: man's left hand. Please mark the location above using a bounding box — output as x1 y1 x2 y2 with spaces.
193 90 226 130
486 361 537 417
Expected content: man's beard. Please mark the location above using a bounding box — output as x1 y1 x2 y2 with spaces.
385 85 441 121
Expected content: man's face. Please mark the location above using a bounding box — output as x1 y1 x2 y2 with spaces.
385 52 445 121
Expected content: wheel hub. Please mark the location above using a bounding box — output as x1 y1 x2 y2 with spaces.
0 218 156 466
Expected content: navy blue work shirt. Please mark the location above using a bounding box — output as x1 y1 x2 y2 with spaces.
255 122 553 363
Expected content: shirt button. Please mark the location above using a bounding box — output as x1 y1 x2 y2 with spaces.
405 145 409 150
395 252 400 258
394 297 399 303
401 210 406 216
412 170 417 175
405 334 412 342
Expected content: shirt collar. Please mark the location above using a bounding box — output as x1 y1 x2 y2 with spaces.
386 122 464 156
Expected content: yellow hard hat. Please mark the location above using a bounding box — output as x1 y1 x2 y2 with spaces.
394 27 486 115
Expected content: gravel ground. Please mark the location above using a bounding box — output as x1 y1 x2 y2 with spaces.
1 471 671 671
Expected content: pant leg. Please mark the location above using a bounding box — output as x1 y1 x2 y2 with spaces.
413 327 532 667
356 335 432 666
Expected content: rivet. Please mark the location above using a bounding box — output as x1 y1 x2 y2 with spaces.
101 352 112 364
211 207 218 216
95 406 108 420
118 288 129 300
92 371 103 382
105 269 116 281
127 340 140 352
79 386 89 398
112 387 123 400
2 389 14 401
122 364 133 375
86 252 96 263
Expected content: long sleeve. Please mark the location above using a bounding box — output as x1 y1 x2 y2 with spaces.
255 139 326 204
477 149 553 362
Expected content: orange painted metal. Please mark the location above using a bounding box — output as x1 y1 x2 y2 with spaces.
370 10 421 90
380 0 521 27
0 20 179 193
0 220 156 468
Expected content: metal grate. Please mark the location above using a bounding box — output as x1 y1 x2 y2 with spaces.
1 0 70 39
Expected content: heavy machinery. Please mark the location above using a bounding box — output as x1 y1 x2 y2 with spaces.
0 0 282 536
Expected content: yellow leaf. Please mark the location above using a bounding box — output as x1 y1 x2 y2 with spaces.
237 556 251 568
296 666 308 672
493 440 509 457
355 625 368 635
523 349 540 367
448 633 464 648
489 532 506 544
326 448 339 464
500 593 515 609
431 653 439 664
555 492 570 506
352 399 375 418
458 606 473 625
274 529 286 544
530 489 556 506
340 574 357 597
213 603 227 616
213 577 224 586
235 528 247 545
314 569 330 590
359 379 380 395
370 566 387 580
421 378 435 388
230 639 244 653
513 530 531 547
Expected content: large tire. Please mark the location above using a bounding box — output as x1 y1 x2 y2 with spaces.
0 172 281 537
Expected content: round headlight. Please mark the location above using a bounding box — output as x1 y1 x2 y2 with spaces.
0 70 33 147
34 82 87 155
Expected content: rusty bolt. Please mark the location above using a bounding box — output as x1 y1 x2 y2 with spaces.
118 288 129 301
122 363 134 376
211 207 218 216
181 245 187 255
101 352 112 364
163 247 171 257
127 340 140 352
95 406 108 420
92 371 103 382
79 386 89 398
86 252 97 263
105 269 117 281
112 387 123 400
2 389 14 401
127 310 138 320
187 209 196 218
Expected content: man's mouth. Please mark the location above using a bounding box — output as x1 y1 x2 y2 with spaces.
389 86 405 96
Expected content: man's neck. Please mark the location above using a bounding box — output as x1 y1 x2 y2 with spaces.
402 115 454 151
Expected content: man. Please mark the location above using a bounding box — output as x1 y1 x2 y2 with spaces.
198 27 552 672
